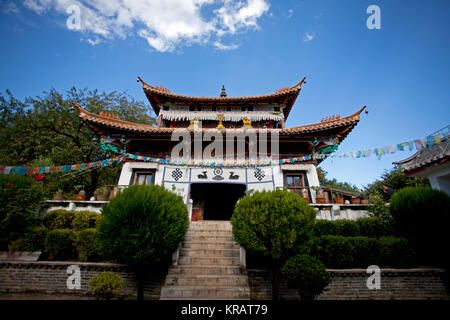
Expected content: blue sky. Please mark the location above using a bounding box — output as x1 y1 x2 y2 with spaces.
1 0 449 188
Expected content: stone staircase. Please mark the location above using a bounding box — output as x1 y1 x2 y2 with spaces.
160 221 250 300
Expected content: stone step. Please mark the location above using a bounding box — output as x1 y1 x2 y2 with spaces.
160 285 250 300
182 241 240 250
178 256 240 266
180 248 239 258
164 274 249 287
185 230 233 237
184 235 235 242
188 221 233 231
168 265 245 276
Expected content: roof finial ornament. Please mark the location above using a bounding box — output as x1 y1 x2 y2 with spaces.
220 85 227 98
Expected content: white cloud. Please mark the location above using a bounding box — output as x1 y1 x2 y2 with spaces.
213 41 239 50
303 31 315 42
1 1 20 14
287 9 293 19
22 0 270 52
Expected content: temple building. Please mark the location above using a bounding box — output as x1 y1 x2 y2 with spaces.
74 76 365 221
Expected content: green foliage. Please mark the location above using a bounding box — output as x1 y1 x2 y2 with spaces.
379 236 416 268
314 218 393 238
89 272 123 300
97 184 188 267
281 254 332 300
363 166 429 201
72 211 101 230
390 187 450 266
317 235 415 268
356 217 393 237
8 226 48 252
231 189 316 262
317 167 361 194
367 193 392 224
75 229 100 262
0 88 156 199
0 175 45 249
44 210 76 230
44 229 76 260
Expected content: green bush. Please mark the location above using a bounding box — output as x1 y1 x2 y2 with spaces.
0 175 45 249
232 189 316 261
75 228 99 262
8 226 48 252
390 187 450 266
97 184 188 300
44 210 76 230
44 229 76 260
318 235 416 268
356 217 393 237
281 254 332 300
89 272 123 300
314 220 339 237
231 189 316 300
379 236 416 268
314 218 393 238
318 235 355 268
72 211 101 230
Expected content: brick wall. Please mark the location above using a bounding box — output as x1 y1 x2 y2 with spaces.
248 268 449 300
0 261 166 299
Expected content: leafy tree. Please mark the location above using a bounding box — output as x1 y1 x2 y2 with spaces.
281 254 331 300
363 166 429 201
231 189 316 300
317 167 360 194
0 88 156 198
0 175 45 249
97 184 188 300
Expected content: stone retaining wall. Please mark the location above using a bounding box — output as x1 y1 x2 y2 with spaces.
1 261 448 300
248 268 449 300
0 261 166 299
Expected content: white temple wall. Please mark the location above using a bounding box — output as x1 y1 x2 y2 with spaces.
118 162 321 203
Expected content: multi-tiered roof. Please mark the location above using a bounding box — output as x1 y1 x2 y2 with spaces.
74 76 365 163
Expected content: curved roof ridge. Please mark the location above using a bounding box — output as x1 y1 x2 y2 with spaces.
72 101 156 128
138 75 305 101
282 105 365 133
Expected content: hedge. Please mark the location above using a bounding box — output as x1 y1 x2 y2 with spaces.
75 228 100 262
44 229 77 260
44 210 76 230
314 217 393 238
8 226 48 252
317 235 415 268
72 211 102 231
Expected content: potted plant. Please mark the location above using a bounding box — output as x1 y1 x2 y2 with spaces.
53 189 64 200
94 186 109 201
333 192 344 204
361 195 369 204
350 195 361 204
76 189 86 201
300 188 310 203
312 186 325 204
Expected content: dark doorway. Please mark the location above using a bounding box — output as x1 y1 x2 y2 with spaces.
190 183 246 220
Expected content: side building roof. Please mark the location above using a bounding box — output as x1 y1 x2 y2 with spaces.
394 137 450 175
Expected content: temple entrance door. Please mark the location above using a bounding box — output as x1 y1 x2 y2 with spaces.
190 183 246 220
